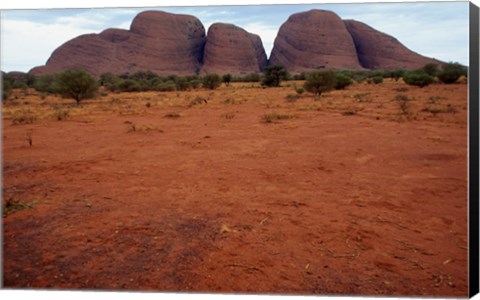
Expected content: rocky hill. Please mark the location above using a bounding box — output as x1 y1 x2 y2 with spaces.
29 9 438 76
202 23 267 75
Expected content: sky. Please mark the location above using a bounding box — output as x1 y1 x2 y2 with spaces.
0 0 471 73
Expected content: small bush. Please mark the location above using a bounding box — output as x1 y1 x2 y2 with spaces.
155 81 176 92
203 74 222 90
422 63 439 76
437 62 466 84
372 76 383 84
175 77 190 91
296 87 305 95
335 73 353 89
403 71 435 87
2 79 12 100
222 74 232 86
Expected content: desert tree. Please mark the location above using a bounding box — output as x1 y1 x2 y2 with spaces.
303 70 337 98
57 69 98 105
262 65 289 87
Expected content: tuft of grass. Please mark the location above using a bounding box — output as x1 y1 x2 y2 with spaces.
394 87 408 92
262 113 296 123
3 200 36 217
342 108 358 116
428 96 446 103
223 112 236 119
298 105 322 111
285 94 300 102
164 112 181 119
354 93 371 102
421 104 457 116
52 108 70 121
188 96 207 107
127 123 163 133
222 98 243 105
394 94 409 102
11 108 37 125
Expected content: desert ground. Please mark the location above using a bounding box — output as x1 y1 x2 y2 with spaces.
2 79 468 296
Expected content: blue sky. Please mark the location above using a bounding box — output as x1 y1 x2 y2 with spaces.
0 1 470 72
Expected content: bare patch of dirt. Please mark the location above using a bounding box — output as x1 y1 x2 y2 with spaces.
2 80 468 296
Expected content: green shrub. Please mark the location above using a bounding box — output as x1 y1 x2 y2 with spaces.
372 76 383 84
155 80 176 92
175 77 190 91
422 63 439 76
222 74 232 86
261 65 289 87
33 74 60 94
403 71 435 87
303 70 337 97
2 79 12 100
390 69 407 81
57 69 98 104
335 73 353 89
203 73 222 90
296 87 305 94
99 72 122 92
437 62 466 84
118 79 142 92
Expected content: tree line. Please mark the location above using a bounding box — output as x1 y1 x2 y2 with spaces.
1 62 467 104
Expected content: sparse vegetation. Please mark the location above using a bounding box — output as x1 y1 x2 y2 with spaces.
371 76 383 84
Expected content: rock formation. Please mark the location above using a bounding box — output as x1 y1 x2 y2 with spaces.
202 23 267 75
29 9 442 76
344 20 437 70
269 9 363 73
30 11 206 76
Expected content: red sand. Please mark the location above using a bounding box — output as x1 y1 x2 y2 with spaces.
2 80 468 296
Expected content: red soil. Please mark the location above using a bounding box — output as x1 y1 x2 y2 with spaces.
2 80 468 296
